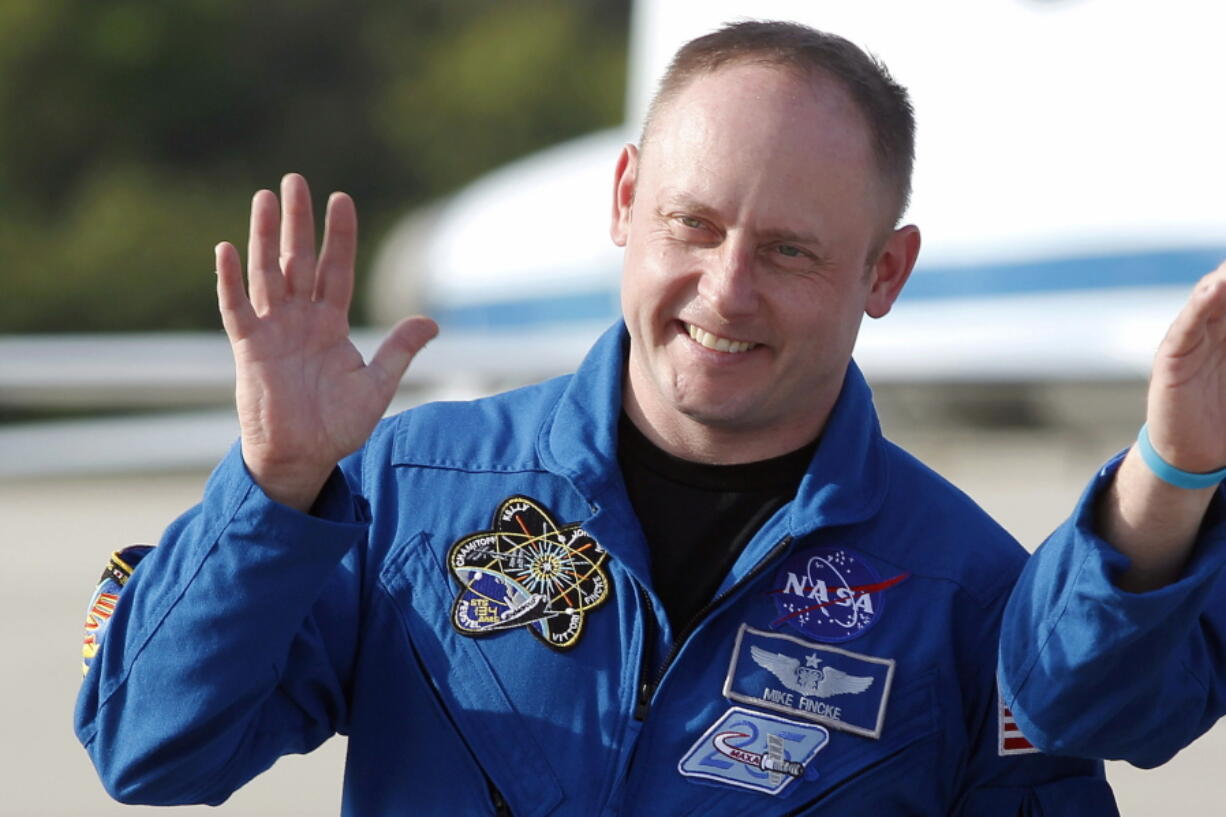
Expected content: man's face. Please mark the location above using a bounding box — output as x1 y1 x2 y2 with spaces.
612 62 918 457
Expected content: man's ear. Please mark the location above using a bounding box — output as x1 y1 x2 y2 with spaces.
610 144 639 247
865 224 921 319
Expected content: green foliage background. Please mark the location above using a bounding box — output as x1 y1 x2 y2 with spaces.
0 0 628 332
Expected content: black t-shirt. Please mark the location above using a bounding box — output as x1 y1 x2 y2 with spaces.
617 414 817 634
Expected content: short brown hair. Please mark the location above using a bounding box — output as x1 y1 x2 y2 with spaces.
642 20 916 228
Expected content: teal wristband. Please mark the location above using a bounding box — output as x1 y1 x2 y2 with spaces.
1136 423 1226 489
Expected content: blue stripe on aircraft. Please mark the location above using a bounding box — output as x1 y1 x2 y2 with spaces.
436 290 620 330
434 247 1226 330
904 247 1225 300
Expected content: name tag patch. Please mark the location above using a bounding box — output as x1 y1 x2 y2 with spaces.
678 707 829 796
723 624 895 739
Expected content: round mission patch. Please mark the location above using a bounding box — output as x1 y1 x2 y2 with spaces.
770 547 903 643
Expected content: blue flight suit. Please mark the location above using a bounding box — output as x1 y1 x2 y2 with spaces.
999 454 1226 768
77 323 1116 815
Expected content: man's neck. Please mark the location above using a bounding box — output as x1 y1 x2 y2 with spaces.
621 383 836 465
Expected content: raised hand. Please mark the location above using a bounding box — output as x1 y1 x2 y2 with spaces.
1145 262 1226 472
1100 261 1226 591
215 173 438 511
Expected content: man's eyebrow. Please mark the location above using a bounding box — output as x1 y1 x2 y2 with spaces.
656 189 722 220
758 226 826 249
656 189 826 249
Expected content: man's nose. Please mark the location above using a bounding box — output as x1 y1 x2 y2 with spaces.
697 239 758 319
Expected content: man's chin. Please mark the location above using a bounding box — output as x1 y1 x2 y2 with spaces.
672 396 767 432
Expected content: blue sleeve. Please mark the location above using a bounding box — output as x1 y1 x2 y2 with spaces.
74 443 371 805
956 594 1118 816
954 688 1118 816
999 454 1226 767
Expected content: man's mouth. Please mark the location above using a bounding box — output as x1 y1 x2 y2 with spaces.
684 322 759 354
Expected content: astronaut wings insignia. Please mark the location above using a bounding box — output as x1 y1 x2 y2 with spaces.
726 625 895 738
750 646 874 699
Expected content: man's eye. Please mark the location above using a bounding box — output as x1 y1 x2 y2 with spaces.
776 244 806 258
678 216 705 230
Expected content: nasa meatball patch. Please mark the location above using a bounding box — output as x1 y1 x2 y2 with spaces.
770 546 907 643
678 706 828 796
447 496 611 650
723 624 894 739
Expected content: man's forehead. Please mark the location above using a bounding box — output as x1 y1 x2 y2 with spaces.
635 64 888 248
642 66 875 185
641 61 887 232
646 60 863 142
644 65 872 174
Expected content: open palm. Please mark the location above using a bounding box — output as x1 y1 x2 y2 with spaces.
1146 263 1226 474
216 174 437 510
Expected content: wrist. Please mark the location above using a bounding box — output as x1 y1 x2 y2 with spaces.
1101 447 1215 592
1136 423 1226 490
242 451 335 513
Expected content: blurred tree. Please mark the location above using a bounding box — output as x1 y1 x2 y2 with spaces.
0 0 628 332
371 0 626 197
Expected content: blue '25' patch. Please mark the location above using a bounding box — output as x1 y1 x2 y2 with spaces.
678 707 829 796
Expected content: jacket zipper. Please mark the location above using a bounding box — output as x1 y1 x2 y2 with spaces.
633 534 794 721
488 776 512 817
633 584 656 721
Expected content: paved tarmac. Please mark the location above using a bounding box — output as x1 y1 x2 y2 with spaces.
4 425 1221 815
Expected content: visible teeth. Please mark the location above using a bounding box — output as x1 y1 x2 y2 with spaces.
685 323 757 353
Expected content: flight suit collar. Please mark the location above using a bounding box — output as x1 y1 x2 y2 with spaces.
538 322 889 587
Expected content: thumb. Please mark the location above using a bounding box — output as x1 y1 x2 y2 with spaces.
369 315 440 391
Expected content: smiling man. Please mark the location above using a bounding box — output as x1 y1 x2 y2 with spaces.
616 60 918 464
78 21 1125 816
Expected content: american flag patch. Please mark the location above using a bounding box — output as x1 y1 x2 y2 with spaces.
998 694 1038 755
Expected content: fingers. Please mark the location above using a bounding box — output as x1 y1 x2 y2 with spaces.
232 174 357 320
280 173 317 298
216 242 258 340
1161 262 1226 359
247 189 284 313
316 192 357 308
369 316 440 391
